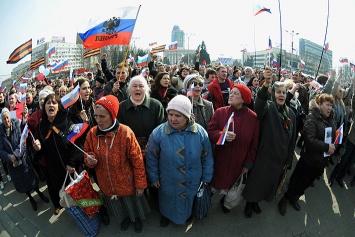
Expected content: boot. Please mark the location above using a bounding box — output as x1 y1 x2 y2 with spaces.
38 192 50 203
244 201 253 218
290 198 301 211
278 196 288 216
252 202 261 214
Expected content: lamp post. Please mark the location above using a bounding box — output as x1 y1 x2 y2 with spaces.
285 30 299 72
131 37 140 53
185 33 194 65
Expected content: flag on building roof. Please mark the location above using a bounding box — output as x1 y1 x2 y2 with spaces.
151 45 166 54
271 60 279 67
299 59 305 69
67 123 89 144
46 46 56 58
324 42 329 53
137 54 148 66
334 123 344 145
149 42 157 47
61 84 80 109
339 57 348 63
254 5 271 16
79 6 140 49
350 62 355 70
216 112 234 145
266 37 272 50
53 60 69 72
168 41 178 50
29 57 45 71
7 39 32 64
240 48 247 53
83 48 100 59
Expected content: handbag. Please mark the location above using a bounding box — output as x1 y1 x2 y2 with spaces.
65 170 103 218
59 172 78 209
66 206 100 237
193 182 212 220
224 173 247 209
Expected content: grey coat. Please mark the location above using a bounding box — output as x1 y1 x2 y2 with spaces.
243 86 296 202
192 97 214 130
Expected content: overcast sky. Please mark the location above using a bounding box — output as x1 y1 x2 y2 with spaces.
1 0 354 80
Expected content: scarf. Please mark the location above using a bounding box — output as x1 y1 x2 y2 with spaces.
158 87 168 99
277 105 291 130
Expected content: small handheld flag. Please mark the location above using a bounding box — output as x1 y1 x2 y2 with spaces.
334 124 344 145
61 85 80 109
216 112 235 145
20 124 29 154
188 83 194 97
67 123 89 144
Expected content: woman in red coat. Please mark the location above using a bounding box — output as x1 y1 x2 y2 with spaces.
208 84 259 214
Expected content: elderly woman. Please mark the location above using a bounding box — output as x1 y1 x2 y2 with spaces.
84 95 148 234
208 84 259 217
184 74 214 130
33 94 83 215
242 67 297 216
150 72 177 112
145 95 214 227
279 94 336 215
0 108 49 211
118 75 165 151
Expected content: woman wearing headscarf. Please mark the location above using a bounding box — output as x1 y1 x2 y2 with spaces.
145 95 214 227
84 95 149 234
208 84 259 216
0 108 49 211
242 67 297 217
279 93 336 215
184 74 214 130
32 94 83 215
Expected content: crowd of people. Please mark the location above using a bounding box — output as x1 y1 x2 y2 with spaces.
0 51 354 234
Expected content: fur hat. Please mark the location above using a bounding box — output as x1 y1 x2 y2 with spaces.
95 95 119 120
166 95 191 119
38 88 54 99
95 76 106 85
233 84 252 104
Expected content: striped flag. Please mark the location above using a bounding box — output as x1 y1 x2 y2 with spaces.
324 42 329 53
20 124 29 154
67 123 89 144
7 39 32 64
339 57 348 63
3 86 7 94
17 83 27 94
334 124 344 144
61 85 80 108
216 112 234 145
187 83 194 97
46 46 56 58
254 5 271 16
149 42 157 47
141 68 148 77
299 59 305 68
350 62 355 70
29 57 45 71
151 45 166 54
83 48 100 59
169 41 178 50
12 81 17 87
240 48 247 53
53 60 69 72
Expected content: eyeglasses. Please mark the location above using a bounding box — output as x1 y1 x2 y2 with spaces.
191 81 204 87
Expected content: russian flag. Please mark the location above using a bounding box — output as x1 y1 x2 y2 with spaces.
141 68 148 77
324 42 329 53
254 5 271 16
61 84 80 109
339 57 348 63
137 54 148 66
12 81 17 87
17 83 27 94
187 83 194 97
300 59 305 69
70 68 75 84
67 123 89 144
350 62 355 70
47 61 57 68
3 86 7 94
20 124 29 154
240 48 247 53
46 46 56 58
169 41 178 50
272 60 278 67
149 42 157 47
335 124 344 144
310 80 323 90
179 53 185 61
21 77 31 83
79 6 139 49
266 37 272 50
20 93 26 104
53 60 69 72
216 112 234 145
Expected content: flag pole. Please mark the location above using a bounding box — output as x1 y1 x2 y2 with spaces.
70 141 90 157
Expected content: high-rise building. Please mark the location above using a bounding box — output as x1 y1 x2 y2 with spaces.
299 38 333 76
171 25 184 49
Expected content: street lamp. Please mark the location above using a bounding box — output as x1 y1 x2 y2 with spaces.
285 30 299 72
131 37 140 52
185 33 195 65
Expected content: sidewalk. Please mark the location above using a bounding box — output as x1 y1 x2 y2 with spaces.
1 148 355 237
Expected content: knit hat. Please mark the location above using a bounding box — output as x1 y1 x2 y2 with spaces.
95 95 119 120
166 95 191 119
1 108 10 118
233 84 252 104
39 88 54 99
95 76 106 85
183 74 200 92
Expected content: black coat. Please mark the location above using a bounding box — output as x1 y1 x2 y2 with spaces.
301 107 336 169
